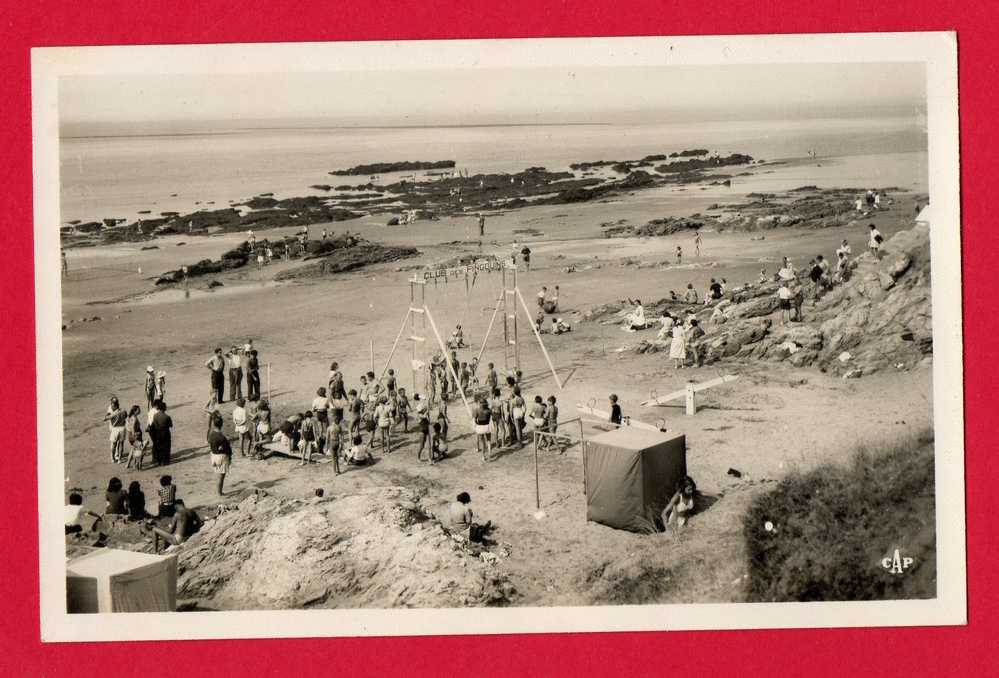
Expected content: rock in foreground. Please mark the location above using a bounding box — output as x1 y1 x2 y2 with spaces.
624 222 932 376
177 488 516 609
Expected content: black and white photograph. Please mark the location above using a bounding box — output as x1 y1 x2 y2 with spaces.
33 32 964 640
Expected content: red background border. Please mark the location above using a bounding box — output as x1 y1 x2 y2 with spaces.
2 2 993 675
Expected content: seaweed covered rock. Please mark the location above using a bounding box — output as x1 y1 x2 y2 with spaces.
331 160 456 176
275 243 419 280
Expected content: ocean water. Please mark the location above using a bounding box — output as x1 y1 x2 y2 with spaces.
59 116 927 226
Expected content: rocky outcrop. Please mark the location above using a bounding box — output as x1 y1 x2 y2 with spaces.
274 243 419 281
655 153 753 174
330 160 456 176
625 222 932 376
605 186 882 239
176 488 516 609
154 235 398 284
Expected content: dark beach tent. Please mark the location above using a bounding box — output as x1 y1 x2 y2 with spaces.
583 428 686 532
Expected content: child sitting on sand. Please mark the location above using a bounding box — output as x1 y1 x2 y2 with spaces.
346 434 372 465
157 475 177 518
662 476 698 529
622 300 646 331
683 284 699 304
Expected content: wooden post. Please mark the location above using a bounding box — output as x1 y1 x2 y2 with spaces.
379 309 411 381
685 382 696 416
476 291 504 364
515 287 563 390
501 266 509 371
534 430 541 509
511 265 521 371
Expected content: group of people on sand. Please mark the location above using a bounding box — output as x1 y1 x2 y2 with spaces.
469 372 561 461
660 311 706 369
854 189 892 216
103 394 174 469
203 341 261 405
66 473 204 552
618 296 706 369
534 285 570 334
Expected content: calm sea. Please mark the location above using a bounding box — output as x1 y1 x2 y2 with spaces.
59 117 927 226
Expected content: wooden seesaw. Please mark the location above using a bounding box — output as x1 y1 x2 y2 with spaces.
576 400 667 432
640 375 739 415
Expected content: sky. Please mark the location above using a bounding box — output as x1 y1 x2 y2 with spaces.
60 62 926 136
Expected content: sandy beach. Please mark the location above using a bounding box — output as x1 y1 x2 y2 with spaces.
60 167 932 606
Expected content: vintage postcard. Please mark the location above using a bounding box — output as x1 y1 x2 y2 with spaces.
33 32 964 641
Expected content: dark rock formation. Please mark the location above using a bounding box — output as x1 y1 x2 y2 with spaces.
330 160 456 176
655 153 754 174
274 243 419 281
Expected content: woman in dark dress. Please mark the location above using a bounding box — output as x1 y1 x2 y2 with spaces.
147 399 173 466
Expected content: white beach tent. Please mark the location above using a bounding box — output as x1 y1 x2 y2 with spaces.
66 548 178 613
915 203 933 226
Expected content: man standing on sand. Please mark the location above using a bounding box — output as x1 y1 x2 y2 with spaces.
207 414 233 496
61 249 68 278
226 346 243 402
521 245 532 271
478 213 486 237
205 347 226 404
246 349 261 400
694 232 702 258
676 246 683 265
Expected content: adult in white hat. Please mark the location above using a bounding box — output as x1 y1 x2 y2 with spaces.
144 366 157 410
